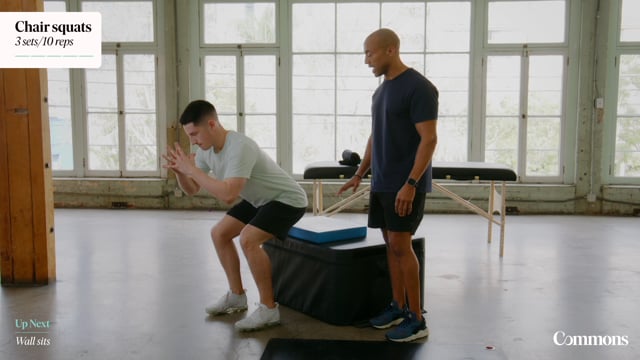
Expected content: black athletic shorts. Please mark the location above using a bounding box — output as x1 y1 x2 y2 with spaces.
368 192 426 235
227 199 306 240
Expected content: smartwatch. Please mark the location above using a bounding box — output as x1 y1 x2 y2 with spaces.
407 178 418 188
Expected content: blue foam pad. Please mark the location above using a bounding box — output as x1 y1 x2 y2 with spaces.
289 216 367 244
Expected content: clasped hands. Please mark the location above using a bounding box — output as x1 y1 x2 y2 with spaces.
162 142 196 176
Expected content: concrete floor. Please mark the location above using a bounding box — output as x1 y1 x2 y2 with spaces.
1 209 639 360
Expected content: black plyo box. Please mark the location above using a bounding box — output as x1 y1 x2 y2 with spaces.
264 233 425 326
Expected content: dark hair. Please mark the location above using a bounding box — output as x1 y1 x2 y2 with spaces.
179 100 217 126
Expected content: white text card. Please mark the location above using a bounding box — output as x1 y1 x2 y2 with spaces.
0 12 101 68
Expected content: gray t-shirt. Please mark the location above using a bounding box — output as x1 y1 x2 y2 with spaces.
195 131 308 209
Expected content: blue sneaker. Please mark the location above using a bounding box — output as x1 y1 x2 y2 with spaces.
370 301 405 329
385 311 429 342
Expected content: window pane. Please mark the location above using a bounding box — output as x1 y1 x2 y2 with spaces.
426 2 470 52
485 117 519 170
245 56 276 114
87 114 119 170
488 1 565 44
292 55 335 115
292 3 334 52
293 115 335 174
82 1 154 42
217 115 238 132
204 56 237 130
434 117 467 162
486 56 520 116
337 3 379 52
203 3 275 44
615 55 640 176
245 115 276 161
337 55 379 116
526 56 563 177
245 56 277 160
86 55 119 171
124 55 156 113
426 54 470 162
617 55 640 116
336 116 370 162
86 55 117 112
526 117 560 176
427 54 469 116
48 69 74 170
124 55 157 171
485 56 520 170
615 117 640 177
620 0 640 42
528 56 564 116
382 3 425 52
404 54 425 75
126 114 157 171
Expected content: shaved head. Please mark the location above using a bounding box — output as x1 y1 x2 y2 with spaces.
366 28 401 51
364 28 404 78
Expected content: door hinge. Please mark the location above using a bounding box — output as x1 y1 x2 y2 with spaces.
82 158 86 168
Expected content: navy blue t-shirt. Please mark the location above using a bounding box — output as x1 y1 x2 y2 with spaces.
371 68 438 193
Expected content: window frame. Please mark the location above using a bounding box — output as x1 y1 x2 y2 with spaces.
47 0 166 178
199 49 281 159
477 0 579 183
47 0 585 184
287 0 475 175
194 1 283 164
602 0 640 184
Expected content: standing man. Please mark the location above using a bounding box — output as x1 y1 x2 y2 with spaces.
164 100 308 332
339 28 438 342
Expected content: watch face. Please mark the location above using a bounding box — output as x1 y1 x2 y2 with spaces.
408 178 417 187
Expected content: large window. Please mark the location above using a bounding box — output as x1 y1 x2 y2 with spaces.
46 0 586 184
484 54 565 179
82 0 160 176
200 2 278 160
290 1 471 173
203 54 278 160
45 0 162 177
483 0 568 181
84 53 158 172
607 0 640 180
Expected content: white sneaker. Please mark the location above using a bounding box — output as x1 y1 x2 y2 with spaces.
234 303 280 332
205 291 248 315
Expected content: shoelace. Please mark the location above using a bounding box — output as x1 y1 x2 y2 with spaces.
397 313 416 329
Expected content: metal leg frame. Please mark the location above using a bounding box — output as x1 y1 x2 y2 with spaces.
432 181 508 257
312 180 370 217
311 179 508 257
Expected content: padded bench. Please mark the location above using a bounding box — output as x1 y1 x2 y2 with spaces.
304 161 517 257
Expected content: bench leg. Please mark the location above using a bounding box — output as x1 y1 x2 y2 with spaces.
487 181 495 244
312 180 324 215
500 181 507 257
